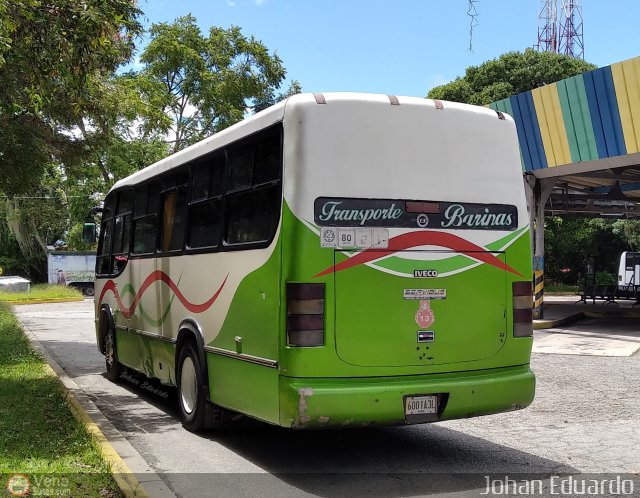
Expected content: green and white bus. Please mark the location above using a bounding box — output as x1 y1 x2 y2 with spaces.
95 93 535 431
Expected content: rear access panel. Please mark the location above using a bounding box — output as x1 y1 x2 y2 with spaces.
334 249 507 367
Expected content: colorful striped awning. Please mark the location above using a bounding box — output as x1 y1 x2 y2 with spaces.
490 56 640 172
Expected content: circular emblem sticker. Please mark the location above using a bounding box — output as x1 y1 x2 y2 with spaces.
321 228 338 247
322 229 335 243
416 214 429 228
6 474 30 497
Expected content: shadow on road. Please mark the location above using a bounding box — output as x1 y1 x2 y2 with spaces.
87 367 577 496
206 425 576 496
76 366 578 497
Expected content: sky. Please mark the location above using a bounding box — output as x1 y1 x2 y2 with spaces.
136 0 640 98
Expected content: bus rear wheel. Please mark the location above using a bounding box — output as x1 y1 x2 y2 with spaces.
104 327 122 382
177 342 208 432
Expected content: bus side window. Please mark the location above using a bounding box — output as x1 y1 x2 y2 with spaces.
188 153 225 250
228 147 254 191
112 189 133 273
96 192 116 276
132 181 159 255
96 219 113 275
226 187 279 244
161 187 188 252
160 169 188 253
253 132 281 185
224 127 282 246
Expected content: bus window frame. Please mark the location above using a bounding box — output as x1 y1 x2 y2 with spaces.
221 126 283 250
96 190 128 278
100 122 283 266
185 151 227 252
159 168 189 255
110 188 134 276
131 180 160 257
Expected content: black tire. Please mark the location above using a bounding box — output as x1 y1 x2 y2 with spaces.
84 284 95 297
104 326 122 382
176 342 208 432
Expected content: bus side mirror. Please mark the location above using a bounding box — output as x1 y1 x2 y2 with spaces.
83 223 97 244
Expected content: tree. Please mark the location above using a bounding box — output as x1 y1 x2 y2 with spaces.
0 0 143 278
253 80 302 113
131 15 296 152
0 0 143 195
427 49 597 105
544 217 630 285
0 8 300 280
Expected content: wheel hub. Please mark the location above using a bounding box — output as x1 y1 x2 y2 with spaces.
180 356 197 414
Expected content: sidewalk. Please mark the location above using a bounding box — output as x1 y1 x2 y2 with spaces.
534 295 640 329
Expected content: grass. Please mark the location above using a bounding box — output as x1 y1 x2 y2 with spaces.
545 283 580 294
0 284 83 304
0 303 121 497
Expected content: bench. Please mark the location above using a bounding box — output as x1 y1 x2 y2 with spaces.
576 284 618 304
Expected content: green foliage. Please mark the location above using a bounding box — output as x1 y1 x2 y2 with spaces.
66 223 95 253
594 271 617 285
0 213 27 277
544 217 629 285
132 15 293 151
254 80 303 113
544 283 579 294
0 7 298 281
611 219 640 250
0 284 82 303
0 303 118 495
0 0 143 195
427 49 597 105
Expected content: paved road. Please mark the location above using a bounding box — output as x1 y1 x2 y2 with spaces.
533 317 640 356
13 301 640 497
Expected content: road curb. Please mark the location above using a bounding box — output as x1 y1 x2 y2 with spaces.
584 308 640 319
16 310 177 498
5 297 85 305
533 311 585 330
44 362 150 498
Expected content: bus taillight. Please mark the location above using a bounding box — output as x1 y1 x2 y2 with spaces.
512 281 533 337
287 283 325 347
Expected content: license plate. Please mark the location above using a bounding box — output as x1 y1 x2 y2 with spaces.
404 394 440 424
405 395 438 415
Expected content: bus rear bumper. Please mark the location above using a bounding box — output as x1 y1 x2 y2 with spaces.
279 365 535 429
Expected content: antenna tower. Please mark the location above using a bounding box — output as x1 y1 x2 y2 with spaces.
536 0 558 53
558 0 584 59
535 0 584 59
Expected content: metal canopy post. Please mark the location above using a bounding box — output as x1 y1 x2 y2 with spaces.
530 177 556 319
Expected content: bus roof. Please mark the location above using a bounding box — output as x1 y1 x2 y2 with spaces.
110 98 288 191
109 92 509 192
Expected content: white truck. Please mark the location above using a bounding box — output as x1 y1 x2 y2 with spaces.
618 251 640 289
47 251 96 296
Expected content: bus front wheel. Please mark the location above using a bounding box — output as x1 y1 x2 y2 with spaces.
104 327 122 382
177 342 208 432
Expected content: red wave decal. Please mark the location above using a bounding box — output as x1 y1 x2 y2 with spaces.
98 271 228 319
314 231 523 278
